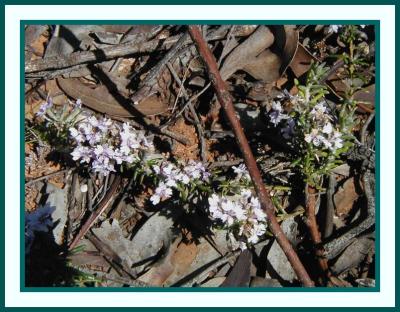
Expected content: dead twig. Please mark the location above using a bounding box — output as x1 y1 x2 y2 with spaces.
25 169 69 187
324 174 336 239
25 26 238 74
131 32 189 104
323 170 375 259
209 159 243 169
361 111 375 145
69 175 121 250
86 231 137 280
166 62 207 162
25 34 183 74
188 25 314 287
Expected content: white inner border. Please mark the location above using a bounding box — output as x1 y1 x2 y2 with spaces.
5 4 395 308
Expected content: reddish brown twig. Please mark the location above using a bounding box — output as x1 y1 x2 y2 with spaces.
188 25 314 287
305 185 330 283
69 175 121 250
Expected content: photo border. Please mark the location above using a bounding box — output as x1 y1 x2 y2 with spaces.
19 19 381 294
2 1 397 310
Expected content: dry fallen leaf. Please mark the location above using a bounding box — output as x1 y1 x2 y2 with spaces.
57 78 168 117
334 177 359 217
139 237 198 286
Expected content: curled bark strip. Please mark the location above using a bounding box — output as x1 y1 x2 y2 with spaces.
188 25 314 287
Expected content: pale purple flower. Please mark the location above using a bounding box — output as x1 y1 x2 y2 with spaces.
88 132 103 145
330 131 344 150
310 102 329 122
136 131 153 149
176 172 190 184
69 127 84 143
328 25 342 33
282 118 296 139
78 122 93 137
240 189 252 200
320 136 333 149
233 164 250 180
97 118 112 133
153 162 180 187
208 194 220 212
88 116 100 127
71 145 92 163
68 115 153 174
75 99 82 108
322 122 333 135
247 223 266 244
93 144 114 160
269 101 288 126
150 182 173 205
36 98 53 117
120 123 141 150
92 159 115 175
305 129 324 147
113 148 136 164
90 144 116 175
183 161 209 181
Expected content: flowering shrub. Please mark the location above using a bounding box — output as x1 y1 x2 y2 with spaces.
267 63 354 187
36 98 268 250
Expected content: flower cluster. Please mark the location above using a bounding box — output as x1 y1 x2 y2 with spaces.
304 102 344 152
150 160 210 205
70 117 153 175
208 190 267 250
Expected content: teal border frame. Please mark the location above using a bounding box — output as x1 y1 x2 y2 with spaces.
20 19 380 293
1 2 397 311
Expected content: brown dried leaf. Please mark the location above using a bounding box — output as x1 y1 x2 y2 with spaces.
242 50 281 83
57 78 168 117
334 177 359 217
289 43 319 78
220 26 275 80
353 84 375 108
279 25 300 74
220 249 252 287
139 238 198 286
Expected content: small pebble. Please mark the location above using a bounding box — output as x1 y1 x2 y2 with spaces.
80 184 88 193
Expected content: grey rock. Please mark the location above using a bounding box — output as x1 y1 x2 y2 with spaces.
45 183 68 245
